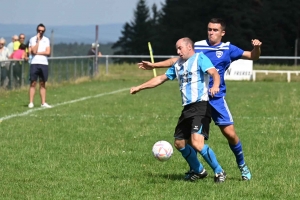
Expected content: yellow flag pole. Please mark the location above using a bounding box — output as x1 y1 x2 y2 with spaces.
148 42 157 77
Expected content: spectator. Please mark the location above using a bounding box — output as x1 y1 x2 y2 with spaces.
87 43 102 56
14 33 28 59
87 43 102 76
28 23 51 108
0 38 10 88
9 43 27 87
7 35 18 56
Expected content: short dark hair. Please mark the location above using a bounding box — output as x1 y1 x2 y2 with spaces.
209 18 226 30
19 43 27 50
36 23 46 32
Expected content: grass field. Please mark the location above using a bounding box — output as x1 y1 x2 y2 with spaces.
0 64 300 199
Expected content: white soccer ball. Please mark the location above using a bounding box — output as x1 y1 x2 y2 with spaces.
152 140 173 162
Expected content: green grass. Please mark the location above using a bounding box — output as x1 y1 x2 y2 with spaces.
0 64 300 199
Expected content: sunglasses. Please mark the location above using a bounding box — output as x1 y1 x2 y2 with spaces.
0 43 4 45
20 37 25 39
38 30 45 33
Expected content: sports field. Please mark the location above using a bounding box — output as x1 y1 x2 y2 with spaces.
0 64 300 199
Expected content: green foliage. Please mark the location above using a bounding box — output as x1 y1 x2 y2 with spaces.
112 0 300 63
112 0 159 63
1 66 300 199
53 42 114 57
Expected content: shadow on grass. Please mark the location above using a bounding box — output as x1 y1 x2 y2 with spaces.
148 172 243 183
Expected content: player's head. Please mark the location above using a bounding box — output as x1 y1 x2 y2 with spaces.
36 23 46 36
176 37 195 60
207 18 226 45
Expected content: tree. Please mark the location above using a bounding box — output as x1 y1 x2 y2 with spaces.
112 0 154 63
153 0 300 61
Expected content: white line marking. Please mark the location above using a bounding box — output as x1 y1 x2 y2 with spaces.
0 88 130 122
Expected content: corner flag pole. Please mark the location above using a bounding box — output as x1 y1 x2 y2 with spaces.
148 42 157 77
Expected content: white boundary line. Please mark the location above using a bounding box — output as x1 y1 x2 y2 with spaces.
0 88 130 122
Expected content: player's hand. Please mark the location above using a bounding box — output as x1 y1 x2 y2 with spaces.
130 87 140 94
251 39 262 47
137 61 154 70
209 87 219 97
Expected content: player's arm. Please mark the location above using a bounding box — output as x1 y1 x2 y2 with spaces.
206 68 220 97
130 74 169 94
241 39 262 61
138 57 178 70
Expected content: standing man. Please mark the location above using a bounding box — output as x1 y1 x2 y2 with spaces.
87 43 102 76
0 38 10 88
87 43 102 56
28 23 51 108
14 34 26 51
7 35 18 56
138 18 262 181
131 37 227 183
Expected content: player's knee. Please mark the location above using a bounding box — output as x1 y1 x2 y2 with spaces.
190 133 205 151
174 139 186 150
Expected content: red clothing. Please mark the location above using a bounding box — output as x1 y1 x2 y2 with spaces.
10 49 25 59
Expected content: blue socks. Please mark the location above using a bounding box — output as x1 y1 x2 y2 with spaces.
199 144 223 174
229 141 245 166
179 144 203 173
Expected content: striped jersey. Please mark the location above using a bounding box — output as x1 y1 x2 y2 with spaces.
165 52 215 106
194 40 244 97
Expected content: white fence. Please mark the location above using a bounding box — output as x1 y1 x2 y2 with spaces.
252 70 300 82
1 55 300 90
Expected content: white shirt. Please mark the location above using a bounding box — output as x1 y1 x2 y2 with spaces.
7 42 14 56
0 47 10 67
29 36 50 65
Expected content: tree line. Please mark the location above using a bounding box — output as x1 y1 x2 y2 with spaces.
52 42 114 57
112 0 300 64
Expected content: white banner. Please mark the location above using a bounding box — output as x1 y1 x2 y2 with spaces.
224 59 253 80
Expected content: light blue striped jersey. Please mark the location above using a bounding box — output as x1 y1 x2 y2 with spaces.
165 52 215 106
194 40 244 97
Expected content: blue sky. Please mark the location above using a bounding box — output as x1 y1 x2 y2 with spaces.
1 0 164 26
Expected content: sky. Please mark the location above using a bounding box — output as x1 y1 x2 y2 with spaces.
1 0 165 26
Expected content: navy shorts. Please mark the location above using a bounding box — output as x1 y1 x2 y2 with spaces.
29 64 48 82
209 96 234 126
174 101 211 140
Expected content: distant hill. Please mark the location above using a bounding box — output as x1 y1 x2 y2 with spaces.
0 23 123 44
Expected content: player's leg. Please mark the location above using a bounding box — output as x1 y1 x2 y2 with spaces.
174 139 207 181
174 110 207 181
190 109 226 183
210 97 251 180
219 125 251 180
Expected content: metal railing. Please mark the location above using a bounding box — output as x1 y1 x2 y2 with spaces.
1 55 300 90
0 56 94 89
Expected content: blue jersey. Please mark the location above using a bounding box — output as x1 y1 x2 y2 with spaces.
194 40 244 97
165 52 215 106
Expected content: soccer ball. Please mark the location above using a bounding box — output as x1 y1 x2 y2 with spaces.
152 140 173 162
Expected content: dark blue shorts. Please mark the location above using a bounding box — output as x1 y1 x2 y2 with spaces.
29 64 48 82
209 96 234 126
